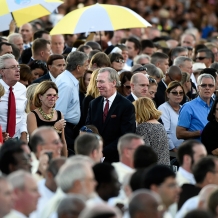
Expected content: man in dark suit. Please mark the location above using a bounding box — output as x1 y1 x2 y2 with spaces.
154 66 182 107
126 73 149 102
33 54 65 83
86 67 136 163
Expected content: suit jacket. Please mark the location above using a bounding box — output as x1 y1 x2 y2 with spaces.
126 93 135 103
32 73 51 83
154 80 167 108
86 93 136 163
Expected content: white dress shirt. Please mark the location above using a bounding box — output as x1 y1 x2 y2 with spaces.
176 167 196 187
0 80 27 138
49 72 56 82
103 91 117 110
4 209 28 218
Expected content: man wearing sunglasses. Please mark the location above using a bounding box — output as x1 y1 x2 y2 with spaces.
196 48 214 68
177 74 215 140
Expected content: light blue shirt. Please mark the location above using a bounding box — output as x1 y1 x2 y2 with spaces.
55 70 80 124
158 102 184 150
177 96 214 140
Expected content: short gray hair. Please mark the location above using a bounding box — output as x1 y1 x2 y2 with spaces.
144 63 161 78
55 162 90 193
197 73 215 86
118 133 143 156
134 54 151 65
57 194 86 216
0 54 15 69
171 47 188 59
173 56 192 67
7 170 32 190
8 33 22 44
66 51 88 72
98 67 121 87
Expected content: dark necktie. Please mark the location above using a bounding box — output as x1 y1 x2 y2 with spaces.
103 99 109 122
6 87 16 137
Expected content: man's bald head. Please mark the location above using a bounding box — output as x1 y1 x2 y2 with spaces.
129 189 163 218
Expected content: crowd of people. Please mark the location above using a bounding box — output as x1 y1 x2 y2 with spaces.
0 0 218 217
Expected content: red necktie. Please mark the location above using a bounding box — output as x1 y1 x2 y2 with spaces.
6 87 16 137
103 99 109 122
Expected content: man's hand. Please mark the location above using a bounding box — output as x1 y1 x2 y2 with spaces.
20 132 27 142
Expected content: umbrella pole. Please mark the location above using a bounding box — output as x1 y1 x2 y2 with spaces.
99 31 102 50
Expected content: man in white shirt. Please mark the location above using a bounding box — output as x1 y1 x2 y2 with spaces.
0 54 27 141
112 133 145 184
19 23 33 50
126 73 149 103
5 170 40 218
177 140 207 187
30 157 66 218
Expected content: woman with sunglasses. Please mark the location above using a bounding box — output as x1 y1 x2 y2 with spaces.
134 97 170 165
108 52 125 73
117 71 133 97
27 81 67 156
158 81 185 152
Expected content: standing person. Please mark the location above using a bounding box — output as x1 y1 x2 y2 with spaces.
158 81 185 151
145 77 158 100
0 54 27 141
19 23 33 49
86 67 136 163
27 81 67 157
134 97 170 165
55 51 89 155
117 71 133 97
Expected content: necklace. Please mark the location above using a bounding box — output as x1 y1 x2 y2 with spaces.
38 107 54 120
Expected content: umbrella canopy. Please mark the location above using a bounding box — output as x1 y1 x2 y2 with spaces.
50 3 152 35
0 0 63 32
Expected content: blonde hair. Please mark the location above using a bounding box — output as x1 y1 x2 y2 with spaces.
0 83 5 98
26 83 39 113
181 72 190 85
133 97 162 124
86 69 100 98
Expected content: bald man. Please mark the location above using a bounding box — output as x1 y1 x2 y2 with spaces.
19 23 33 49
127 73 149 102
51 35 65 55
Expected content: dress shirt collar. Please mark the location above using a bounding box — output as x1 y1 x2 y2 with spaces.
131 92 138 100
49 71 56 82
12 209 28 218
178 167 196 184
104 91 117 103
0 79 15 90
162 78 168 88
119 162 133 170
196 96 214 107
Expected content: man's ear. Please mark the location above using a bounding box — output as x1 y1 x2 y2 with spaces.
150 184 159 193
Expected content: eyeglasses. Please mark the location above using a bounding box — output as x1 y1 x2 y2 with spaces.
80 126 93 133
45 94 59 99
115 59 125 64
183 46 193 51
199 84 215 88
170 91 184 96
196 56 207 60
2 65 20 70
123 84 131 89
133 66 147 73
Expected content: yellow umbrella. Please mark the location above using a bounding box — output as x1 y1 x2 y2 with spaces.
50 3 152 35
0 0 63 31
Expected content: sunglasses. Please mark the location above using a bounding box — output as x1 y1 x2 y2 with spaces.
148 77 157 84
196 57 207 60
199 84 215 88
183 46 193 51
170 91 184 96
115 59 125 63
80 126 93 133
123 84 131 89
133 66 147 73
45 94 59 99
